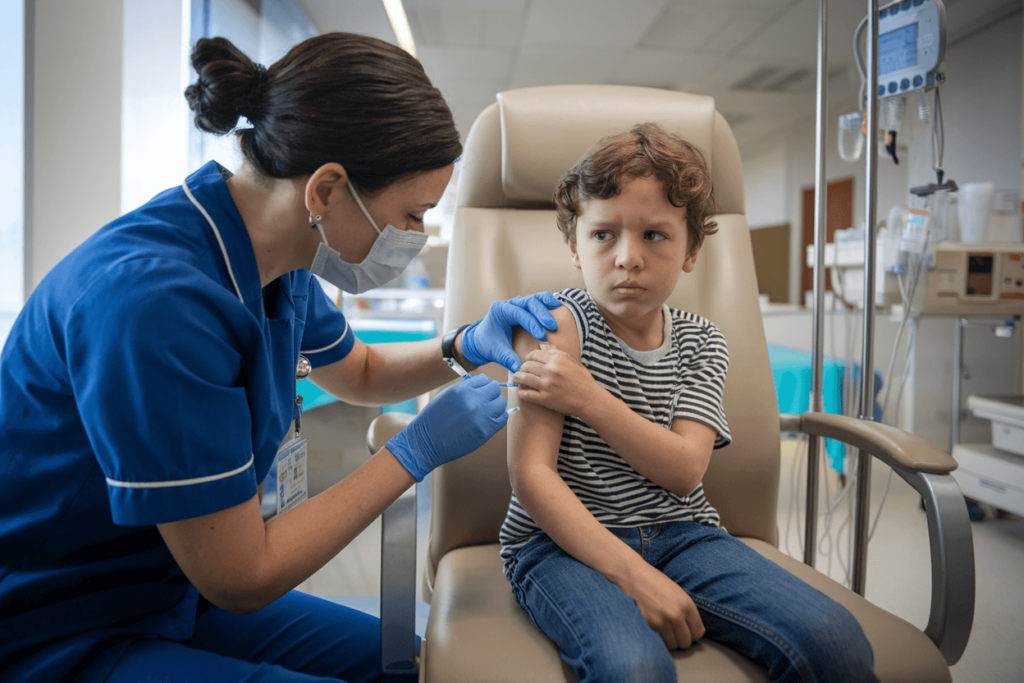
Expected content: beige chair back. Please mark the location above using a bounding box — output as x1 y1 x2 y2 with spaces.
428 85 781 591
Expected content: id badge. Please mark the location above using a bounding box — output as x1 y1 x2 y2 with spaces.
276 437 309 515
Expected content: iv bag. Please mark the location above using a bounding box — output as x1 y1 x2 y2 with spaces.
880 97 905 132
884 206 908 273
901 208 930 255
838 112 864 162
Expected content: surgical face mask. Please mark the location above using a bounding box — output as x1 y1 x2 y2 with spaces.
309 181 428 294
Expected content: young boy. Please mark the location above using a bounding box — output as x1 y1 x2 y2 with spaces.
501 123 880 683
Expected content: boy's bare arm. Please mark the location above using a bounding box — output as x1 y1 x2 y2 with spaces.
509 312 637 583
509 311 704 649
513 343 717 498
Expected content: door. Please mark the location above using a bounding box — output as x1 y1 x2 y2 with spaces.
801 178 853 304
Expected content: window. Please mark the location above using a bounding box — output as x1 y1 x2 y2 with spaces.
189 0 315 173
0 0 25 348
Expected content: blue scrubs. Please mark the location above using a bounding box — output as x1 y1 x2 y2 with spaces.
0 162 399 682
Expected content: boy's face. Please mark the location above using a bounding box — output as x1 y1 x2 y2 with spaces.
568 174 698 322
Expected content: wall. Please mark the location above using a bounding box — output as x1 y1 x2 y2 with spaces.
743 139 788 229
26 0 123 295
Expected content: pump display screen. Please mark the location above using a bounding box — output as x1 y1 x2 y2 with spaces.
879 23 918 75
967 254 994 296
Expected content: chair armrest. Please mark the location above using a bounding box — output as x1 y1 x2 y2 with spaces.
367 412 419 674
779 413 801 433
788 412 975 665
367 412 414 454
799 412 957 474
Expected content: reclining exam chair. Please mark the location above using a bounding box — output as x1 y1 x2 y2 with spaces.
369 85 974 682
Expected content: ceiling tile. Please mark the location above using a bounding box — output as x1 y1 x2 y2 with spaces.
606 49 724 90
296 0 394 42
439 7 485 46
735 0 817 62
404 0 527 11
640 3 739 51
509 45 628 88
408 7 446 45
698 13 776 54
522 0 669 48
944 0 1024 43
483 9 526 47
416 45 514 83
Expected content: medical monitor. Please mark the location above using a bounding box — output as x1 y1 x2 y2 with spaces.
876 0 945 98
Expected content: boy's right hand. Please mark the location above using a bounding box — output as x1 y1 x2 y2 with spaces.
618 562 706 650
512 342 600 418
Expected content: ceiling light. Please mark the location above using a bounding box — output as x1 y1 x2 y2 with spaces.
382 0 416 58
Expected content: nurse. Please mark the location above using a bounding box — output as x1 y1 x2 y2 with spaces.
0 33 557 683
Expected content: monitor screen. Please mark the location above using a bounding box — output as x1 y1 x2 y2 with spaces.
879 23 918 75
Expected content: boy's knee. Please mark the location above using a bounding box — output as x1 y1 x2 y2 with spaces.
796 601 876 681
585 632 676 683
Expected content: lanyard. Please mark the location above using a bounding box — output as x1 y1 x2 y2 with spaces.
294 355 310 437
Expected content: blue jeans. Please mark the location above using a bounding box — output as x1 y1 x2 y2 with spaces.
507 521 879 683
73 591 418 683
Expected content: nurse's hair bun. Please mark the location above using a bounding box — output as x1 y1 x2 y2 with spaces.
185 37 268 135
183 32 462 194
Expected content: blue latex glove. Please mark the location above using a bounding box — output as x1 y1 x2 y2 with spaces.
460 292 561 372
386 374 508 482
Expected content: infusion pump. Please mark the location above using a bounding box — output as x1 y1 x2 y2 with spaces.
807 241 1024 316
912 243 1024 316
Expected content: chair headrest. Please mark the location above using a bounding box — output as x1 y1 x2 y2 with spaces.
498 85 717 204
456 85 745 215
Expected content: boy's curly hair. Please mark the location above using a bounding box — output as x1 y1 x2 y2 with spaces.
554 123 718 251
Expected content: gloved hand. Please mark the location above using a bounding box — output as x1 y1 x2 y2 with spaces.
386 374 509 482
460 292 561 372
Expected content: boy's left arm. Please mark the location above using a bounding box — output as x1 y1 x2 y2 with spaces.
513 345 718 498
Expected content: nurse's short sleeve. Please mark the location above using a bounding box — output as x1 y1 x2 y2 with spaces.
299 276 355 367
67 260 258 526
674 325 732 449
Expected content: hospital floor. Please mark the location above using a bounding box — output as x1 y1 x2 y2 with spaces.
296 436 1024 683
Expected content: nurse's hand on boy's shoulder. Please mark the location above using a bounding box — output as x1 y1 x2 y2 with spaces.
512 342 599 417
460 292 561 373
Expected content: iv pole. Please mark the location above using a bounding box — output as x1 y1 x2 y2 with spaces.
852 0 880 597
808 0 878 597
805 0 828 569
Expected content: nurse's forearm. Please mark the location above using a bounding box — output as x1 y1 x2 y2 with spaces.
158 449 415 614
311 338 458 405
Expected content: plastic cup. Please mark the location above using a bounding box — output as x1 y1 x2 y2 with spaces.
957 182 994 243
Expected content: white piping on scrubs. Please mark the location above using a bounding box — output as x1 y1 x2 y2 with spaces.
105 455 255 489
300 318 350 355
182 181 245 304
182 180 349 356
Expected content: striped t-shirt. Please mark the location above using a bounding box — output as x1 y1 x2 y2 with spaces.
499 288 732 574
